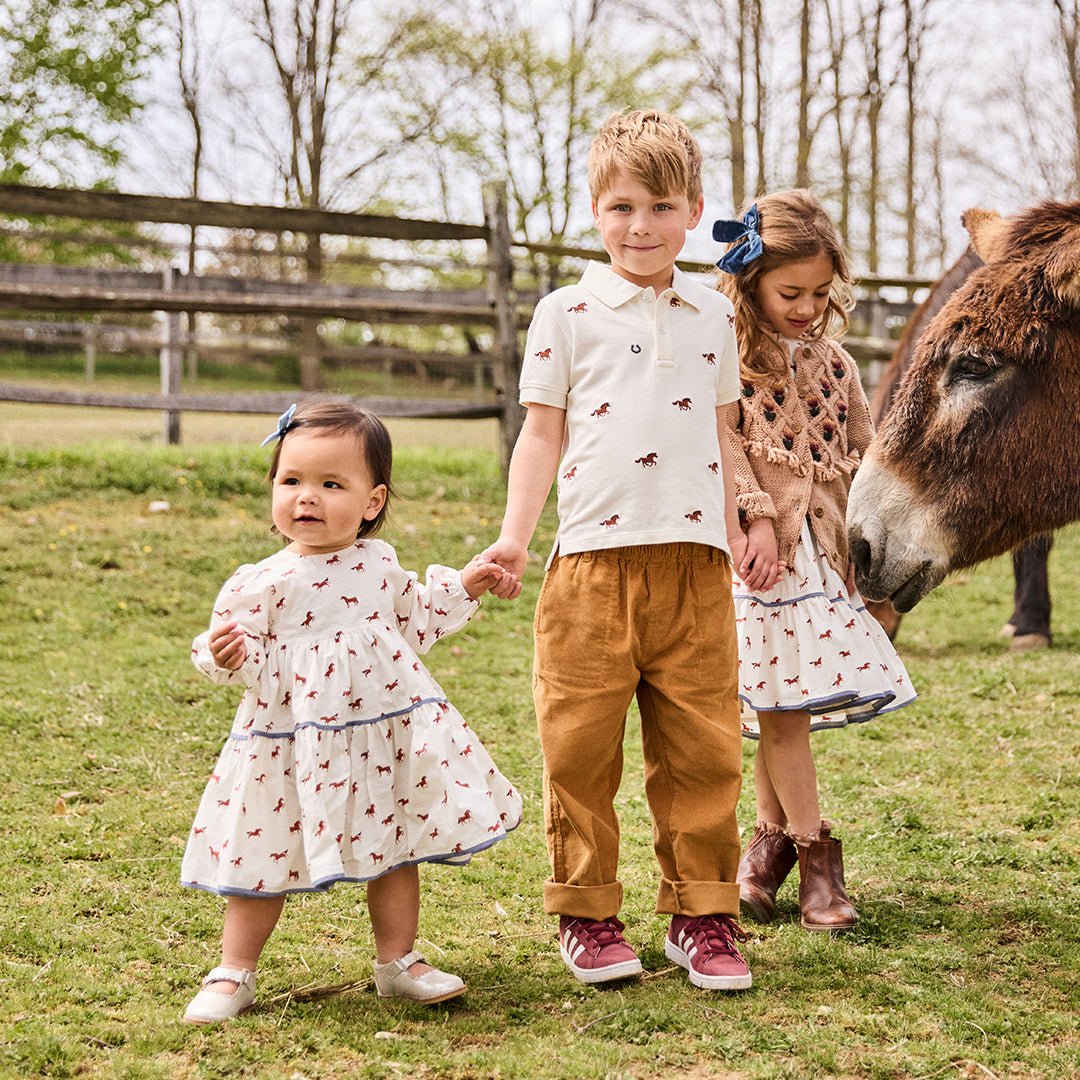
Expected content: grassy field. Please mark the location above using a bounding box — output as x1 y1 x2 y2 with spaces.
0 433 1077 1079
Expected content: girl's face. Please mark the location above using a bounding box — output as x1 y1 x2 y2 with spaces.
753 252 835 339
271 429 387 555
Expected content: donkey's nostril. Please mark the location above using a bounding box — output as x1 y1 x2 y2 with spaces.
850 537 873 578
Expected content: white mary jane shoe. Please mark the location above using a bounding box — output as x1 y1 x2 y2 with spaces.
373 950 466 1004
182 966 257 1025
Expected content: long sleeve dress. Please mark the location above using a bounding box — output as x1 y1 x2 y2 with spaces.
181 538 522 897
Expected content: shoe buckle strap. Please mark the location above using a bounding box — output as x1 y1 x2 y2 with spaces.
379 950 425 974
203 966 255 989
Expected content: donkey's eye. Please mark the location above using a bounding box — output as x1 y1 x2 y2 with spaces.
945 355 997 385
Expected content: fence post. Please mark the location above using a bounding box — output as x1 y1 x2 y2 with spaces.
83 329 96 383
482 182 521 477
160 266 183 444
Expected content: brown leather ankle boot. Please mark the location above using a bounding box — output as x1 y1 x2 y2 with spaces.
737 822 797 922
795 824 857 931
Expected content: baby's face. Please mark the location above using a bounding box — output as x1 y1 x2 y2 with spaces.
271 429 386 555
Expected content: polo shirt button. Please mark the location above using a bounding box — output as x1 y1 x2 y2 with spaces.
813 506 824 518
642 294 653 304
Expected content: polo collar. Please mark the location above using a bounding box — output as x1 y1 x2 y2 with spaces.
579 261 701 310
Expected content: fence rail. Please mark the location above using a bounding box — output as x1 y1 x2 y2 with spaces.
0 182 933 462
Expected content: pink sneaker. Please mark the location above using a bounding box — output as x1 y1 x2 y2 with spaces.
558 916 643 984
666 914 752 990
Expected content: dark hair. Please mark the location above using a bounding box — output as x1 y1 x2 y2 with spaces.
267 400 394 538
716 188 853 383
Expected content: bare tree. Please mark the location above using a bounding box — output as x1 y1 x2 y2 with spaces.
820 0 861 245
413 0 658 265
173 0 204 376
901 0 939 275
230 0 450 388
856 0 906 273
1055 0 1080 195
625 0 766 211
795 0 813 188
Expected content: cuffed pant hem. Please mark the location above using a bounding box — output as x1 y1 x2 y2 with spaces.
543 879 624 919
657 878 741 918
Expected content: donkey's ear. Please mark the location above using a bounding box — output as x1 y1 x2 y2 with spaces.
1044 219 1080 309
961 208 1011 263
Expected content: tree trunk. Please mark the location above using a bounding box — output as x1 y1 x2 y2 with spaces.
795 0 812 188
300 232 324 391
903 0 917 276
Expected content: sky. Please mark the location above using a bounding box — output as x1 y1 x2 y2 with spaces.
115 0 1062 274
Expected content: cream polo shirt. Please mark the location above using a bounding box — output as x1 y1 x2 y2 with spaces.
519 261 741 559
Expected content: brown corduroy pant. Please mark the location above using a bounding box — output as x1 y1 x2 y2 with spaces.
533 543 743 920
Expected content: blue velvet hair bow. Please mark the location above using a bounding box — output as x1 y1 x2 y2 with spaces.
713 205 763 274
260 403 297 447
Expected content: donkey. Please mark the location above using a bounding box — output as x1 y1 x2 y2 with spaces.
847 200 1080 611
864 247 1055 647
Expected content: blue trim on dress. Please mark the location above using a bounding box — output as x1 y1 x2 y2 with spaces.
227 696 449 741
180 821 519 899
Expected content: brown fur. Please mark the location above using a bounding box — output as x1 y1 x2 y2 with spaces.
871 200 1080 570
864 247 984 637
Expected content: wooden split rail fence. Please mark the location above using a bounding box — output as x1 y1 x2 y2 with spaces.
0 182 931 467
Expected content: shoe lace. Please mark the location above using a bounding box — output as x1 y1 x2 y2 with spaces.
569 917 628 953
681 915 749 958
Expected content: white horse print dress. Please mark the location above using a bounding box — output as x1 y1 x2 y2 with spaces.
181 538 522 897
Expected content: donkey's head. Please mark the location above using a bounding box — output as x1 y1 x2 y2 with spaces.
848 201 1080 611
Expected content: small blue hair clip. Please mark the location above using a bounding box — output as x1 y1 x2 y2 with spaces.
260 403 297 447
713 204 763 274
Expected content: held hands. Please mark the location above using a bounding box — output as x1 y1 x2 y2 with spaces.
472 537 528 600
209 621 248 670
462 555 522 600
736 518 787 592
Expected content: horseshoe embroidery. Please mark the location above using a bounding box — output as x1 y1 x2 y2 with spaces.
630 344 641 354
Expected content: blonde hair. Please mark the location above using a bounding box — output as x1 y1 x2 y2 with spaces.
717 189 853 384
588 109 703 206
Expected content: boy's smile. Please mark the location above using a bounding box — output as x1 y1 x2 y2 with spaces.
593 169 703 293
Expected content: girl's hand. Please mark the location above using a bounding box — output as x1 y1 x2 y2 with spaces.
209 621 248 670
738 518 785 592
462 556 520 600
845 559 857 597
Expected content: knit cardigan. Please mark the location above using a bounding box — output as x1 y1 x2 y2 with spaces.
724 335 875 575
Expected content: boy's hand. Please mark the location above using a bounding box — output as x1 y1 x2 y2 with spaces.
209 621 248 670
462 557 519 600
737 518 786 592
478 537 529 599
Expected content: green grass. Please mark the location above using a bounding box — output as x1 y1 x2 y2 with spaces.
0 440 1077 1079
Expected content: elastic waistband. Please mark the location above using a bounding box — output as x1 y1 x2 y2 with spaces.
555 542 727 567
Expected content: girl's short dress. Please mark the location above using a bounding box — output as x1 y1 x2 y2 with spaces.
733 519 916 738
181 538 522 897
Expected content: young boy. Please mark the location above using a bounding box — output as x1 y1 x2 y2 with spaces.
483 110 753 990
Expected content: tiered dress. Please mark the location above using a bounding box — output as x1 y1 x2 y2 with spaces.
181 538 522 897
733 521 916 737
731 337 917 738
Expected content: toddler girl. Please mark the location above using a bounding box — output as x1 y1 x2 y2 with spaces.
181 401 522 1023
714 190 916 931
